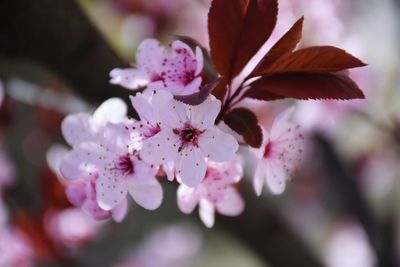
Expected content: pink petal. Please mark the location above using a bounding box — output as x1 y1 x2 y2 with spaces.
136 39 166 78
96 170 128 211
195 46 204 76
61 113 92 146
216 188 244 216
128 175 163 210
176 148 206 187
110 68 148 90
170 40 197 73
46 145 68 178
129 93 155 123
199 198 215 228
181 76 202 96
157 98 188 129
270 106 296 140
265 160 287 195
141 131 179 165
163 162 175 181
112 198 128 223
253 162 266 196
199 127 238 162
81 198 111 220
177 185 198 214
59 150 96 180
65 183 87 207
189 97 220 130
92 98 127 127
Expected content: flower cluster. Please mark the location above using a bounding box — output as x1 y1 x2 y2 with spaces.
54 0 365 227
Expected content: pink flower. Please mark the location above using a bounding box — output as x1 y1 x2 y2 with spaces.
62 122 162 212
59 97 162 212
140 92 238 187
66 177 128 222
60 98 128 180
45 208 102 248
253 107 305 195
0 227 34 267
110 39 204 96
177 157 244 228
47 145 128 222
128 91 177 181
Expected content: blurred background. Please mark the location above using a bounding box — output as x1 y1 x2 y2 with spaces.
0 0 399 266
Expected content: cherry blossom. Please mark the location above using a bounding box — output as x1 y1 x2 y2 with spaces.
60 98 128 180
47 145 128 222
45 208 102 248
64 122 162 211
140 92 238 187
253 107 305 195
110 39 204 96
128 91 176 181
0 227 34 267
177 157 244 228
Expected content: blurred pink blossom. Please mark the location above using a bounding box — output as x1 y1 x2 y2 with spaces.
253 107 305 195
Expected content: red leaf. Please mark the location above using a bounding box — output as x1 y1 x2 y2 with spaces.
246 73 365 100
211 76 228 102
208 0 278 81
224 108 263 148
252 17 304 76
243 87 285 101
264 46 366 74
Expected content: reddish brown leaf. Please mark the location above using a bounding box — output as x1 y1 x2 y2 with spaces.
252 17 304 76
208 0 278 81
247 73 365 100
212 76 228 102
224 107 263 148
263 46 366 74
243 87 285 101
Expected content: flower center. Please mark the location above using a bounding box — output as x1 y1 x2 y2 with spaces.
263 142 273 159
116 154 135 176
173 123 202 150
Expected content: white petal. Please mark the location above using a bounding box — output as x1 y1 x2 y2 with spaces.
216 188 244 216
141 131 179 165
270 106 296 140
163 161 175 181
253 162 266 196
112 198 129 223
195 46 204 76
136 39 166 77
199 198 215 228
92 98 127 127
177 185 198 214
110 68 149 90
157 98 188 130
176 148 206 187
129 93 155 123
96 170 128 211
59 150 96 180
189 97 221 130
128 175 163 210
199 127 238 162
265 160 287 194
46 145 68 177
61 113 92 146
65 183 87 206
